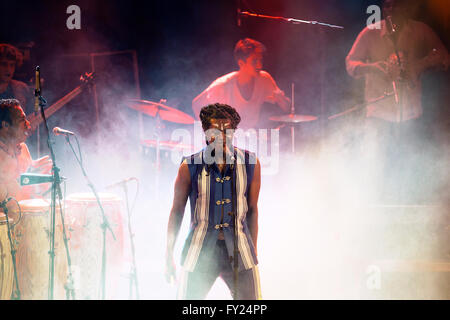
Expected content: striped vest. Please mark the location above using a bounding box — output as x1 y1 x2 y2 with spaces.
180 147 258 272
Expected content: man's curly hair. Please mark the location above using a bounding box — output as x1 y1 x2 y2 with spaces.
199 103 241 131
0 44 23 67
0 99 22 129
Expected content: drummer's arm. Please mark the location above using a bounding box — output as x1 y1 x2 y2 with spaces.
264 73 290 112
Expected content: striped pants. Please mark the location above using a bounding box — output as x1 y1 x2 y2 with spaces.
177 240 261 300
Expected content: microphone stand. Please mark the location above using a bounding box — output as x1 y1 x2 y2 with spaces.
64 134 116 300
122 182 140 300
0 198 21 300
35 66 66 300
239 11 344 29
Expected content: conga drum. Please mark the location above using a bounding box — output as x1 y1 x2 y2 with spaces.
65 193 124 300
13 199 68 300
0 214 14 300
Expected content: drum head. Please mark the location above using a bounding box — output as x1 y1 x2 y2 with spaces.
15 199 51 213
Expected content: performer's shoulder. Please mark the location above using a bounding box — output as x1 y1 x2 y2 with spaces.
182 149 204 165
211 71 238 87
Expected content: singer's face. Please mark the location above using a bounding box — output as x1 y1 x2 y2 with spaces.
0 59 16 84
10 107 31 143
206 118 234 149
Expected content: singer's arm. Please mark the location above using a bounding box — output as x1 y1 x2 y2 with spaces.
247 158 261 256
165 161 191 283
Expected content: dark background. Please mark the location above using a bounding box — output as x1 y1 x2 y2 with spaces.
0 0 448 162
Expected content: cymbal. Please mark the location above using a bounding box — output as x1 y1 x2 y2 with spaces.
269 114 318 123
141 139 195 152
127 99 195 124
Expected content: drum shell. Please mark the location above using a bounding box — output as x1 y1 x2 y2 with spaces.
64 193 124 300
0 215 14 300
13 199 68 300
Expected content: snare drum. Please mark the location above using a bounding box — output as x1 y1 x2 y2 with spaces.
0 214 14 300
65 193 124 299
13 199 68 300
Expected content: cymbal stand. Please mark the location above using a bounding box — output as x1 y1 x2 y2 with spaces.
64 134 116 300
153 100 166 200
122 182 140 299
290 83 296 154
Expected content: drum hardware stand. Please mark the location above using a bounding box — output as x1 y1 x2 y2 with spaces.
64 134 116 300
35 66 66 300
153 99 166 201
290 83 296 154
0 197 22 300
122 182 140 299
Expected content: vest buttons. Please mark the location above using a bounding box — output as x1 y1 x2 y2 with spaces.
216 200 222 205
215 177 221 182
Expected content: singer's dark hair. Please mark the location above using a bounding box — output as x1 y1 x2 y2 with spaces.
199 103 241 131
0 44 23 67
234 38 266 64
0 99 21 129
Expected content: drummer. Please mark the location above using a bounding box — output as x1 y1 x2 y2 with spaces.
0 98 51 207
192 38 290 129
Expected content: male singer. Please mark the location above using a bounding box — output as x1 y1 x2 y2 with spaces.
165 103 262 300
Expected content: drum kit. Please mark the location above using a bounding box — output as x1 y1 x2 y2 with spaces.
127 91 318 158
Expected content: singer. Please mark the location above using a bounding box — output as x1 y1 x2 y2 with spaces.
345 0 448 204
165 103 262 300
0 99 52 207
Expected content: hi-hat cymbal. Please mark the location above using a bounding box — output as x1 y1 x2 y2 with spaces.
269 113 318 123
127 99 195 124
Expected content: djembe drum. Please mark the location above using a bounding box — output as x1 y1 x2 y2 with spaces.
65 193 124 299
13 199 68 300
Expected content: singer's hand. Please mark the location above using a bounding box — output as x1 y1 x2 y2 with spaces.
165 253 176 285
30 155 52 174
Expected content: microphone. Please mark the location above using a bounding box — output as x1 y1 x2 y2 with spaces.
105 177 138 189
34 66 41 113
53 127 75 136
386 16 396 34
